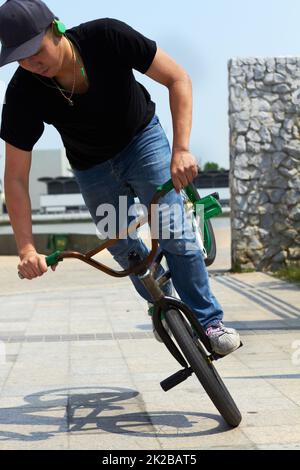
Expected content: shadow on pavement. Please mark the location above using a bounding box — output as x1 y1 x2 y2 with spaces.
0 386 231 442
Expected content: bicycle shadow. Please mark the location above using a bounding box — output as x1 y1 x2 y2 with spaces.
0 386 230 442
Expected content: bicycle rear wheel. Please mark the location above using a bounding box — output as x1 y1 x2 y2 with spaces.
165 308 242 427
204 219 217 266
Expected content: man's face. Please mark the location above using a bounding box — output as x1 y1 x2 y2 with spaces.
18 29 63 77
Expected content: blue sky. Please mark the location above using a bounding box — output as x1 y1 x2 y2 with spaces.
1 0 300 180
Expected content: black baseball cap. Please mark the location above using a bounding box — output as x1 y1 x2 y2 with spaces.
0 0 55 66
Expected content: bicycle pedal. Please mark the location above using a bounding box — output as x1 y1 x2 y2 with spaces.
160 367 193 392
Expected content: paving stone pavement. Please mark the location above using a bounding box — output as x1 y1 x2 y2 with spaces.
0 230 299 450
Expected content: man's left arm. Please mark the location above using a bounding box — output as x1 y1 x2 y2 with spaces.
145 47 198 193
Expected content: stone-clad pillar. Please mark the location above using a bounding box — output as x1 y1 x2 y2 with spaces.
229 58 300 271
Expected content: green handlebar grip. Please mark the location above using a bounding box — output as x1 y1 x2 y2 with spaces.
46 251 62 266
157 179 198 195
18 250 63 279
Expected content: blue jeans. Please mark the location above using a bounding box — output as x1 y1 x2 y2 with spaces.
73 114 223 329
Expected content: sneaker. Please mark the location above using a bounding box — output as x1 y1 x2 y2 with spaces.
148 303 171 343
206 321 240 356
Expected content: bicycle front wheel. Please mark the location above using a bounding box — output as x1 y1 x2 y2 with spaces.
165 308 242 428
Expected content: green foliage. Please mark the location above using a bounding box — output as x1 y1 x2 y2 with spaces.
273 263 300 285
203 162 220 171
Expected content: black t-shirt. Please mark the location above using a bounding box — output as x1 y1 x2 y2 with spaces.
0 18 157 170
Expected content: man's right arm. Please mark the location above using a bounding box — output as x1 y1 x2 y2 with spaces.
4 143 51 279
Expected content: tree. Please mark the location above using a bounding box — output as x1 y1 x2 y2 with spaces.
203 162 220 171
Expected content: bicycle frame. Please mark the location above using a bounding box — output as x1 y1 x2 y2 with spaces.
17 179 243 416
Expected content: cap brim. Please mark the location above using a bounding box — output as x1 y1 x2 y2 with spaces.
0 30 46 67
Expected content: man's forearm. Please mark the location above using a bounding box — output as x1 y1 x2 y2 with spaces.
168 76 193 153
4 180 35 257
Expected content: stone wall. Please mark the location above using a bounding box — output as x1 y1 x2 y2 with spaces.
229 58 300 271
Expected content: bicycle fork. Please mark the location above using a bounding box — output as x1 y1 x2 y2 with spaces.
128 250 209 392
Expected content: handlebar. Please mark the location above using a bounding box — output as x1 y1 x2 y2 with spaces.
18 176 221 279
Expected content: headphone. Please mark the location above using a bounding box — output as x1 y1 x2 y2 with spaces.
52 18 66 36
52 18 85 77
51 17 87 80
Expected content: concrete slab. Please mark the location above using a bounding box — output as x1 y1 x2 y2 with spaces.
0 246 299 449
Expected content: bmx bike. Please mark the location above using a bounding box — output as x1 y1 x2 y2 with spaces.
20 178 242 428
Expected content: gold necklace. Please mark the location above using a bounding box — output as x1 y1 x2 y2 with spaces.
51 38 76 106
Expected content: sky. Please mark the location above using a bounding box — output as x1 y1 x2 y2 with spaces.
1 0 300 182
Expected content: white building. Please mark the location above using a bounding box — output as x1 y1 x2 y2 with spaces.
39 177 87 214
29 149 72 212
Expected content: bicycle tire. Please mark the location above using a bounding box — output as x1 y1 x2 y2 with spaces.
185 183 217 266
165 308 242 427
204 219 217 267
